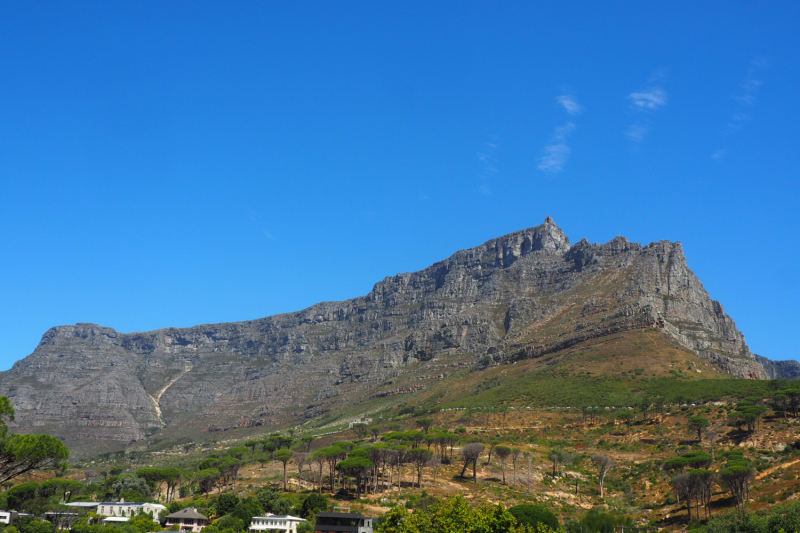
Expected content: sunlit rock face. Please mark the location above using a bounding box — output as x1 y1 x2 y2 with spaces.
0 217 793 453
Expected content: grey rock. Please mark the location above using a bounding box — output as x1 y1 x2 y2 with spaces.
0 217 792 454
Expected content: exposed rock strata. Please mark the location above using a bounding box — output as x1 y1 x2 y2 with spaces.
0 218 794 452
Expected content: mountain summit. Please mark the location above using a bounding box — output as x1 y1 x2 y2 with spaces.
1 218 796 454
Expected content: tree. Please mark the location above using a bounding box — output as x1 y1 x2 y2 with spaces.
688 416 710 442
160 468 183 503
195 469 220 497
294 452 311 492
369 426 382 442
227 447 249 461
508 504 559 531
459 443 483 484
486 439 500 465
300 436 316 452
231 496 264 524
689 469 716 520
523 452 534 489
7 482 40 509
406 449 433 488
415 418 434 434
390 446 408 490
300 493 328 520
318 447 343 493
310 451 326 494
0 421 70 485
40 478 82 503
591 454 614 498
719 465 756 512
705 431 718 461
244 440 260 460
638 398 651 421
111 475 151 500
336 456 373 498
406 431 425 449
510 448 522 486
352 423 369 441
216 457 243 495
617 411 634 433
377 495 531 533
216 493 240 515
273 449 293 492
495 446 511 485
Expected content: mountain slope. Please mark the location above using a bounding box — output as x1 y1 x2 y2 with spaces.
1 217 796 455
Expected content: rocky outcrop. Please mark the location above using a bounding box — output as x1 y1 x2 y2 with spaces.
0 218 794 453
755 355 800 380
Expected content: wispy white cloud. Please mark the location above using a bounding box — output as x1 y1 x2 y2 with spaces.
625 124 649 143
476 136 500 194
733 58 767 105
626 74 668 143
714 58 768 157
538 123 576 173
249 209 276 240
557 94 582 115
628 87 667 110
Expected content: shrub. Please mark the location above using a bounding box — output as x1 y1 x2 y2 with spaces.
509 504 560 530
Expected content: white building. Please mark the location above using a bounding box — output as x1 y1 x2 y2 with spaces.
348 417 372 429
102 517 131 525
249 514 306 533
96 500 167 519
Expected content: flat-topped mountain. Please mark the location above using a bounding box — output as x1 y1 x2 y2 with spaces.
1 218 796 455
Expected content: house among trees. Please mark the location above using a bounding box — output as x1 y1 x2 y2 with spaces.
249 514 307 533
96 500 167 519
164 507 210 532
314 511 374 533
347 417 372 429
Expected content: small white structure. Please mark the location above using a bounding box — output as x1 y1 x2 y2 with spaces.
348 417 372 429
97 500 167 519
102 517 130 524
65 502 100 511
249 514 306 533
0 512 12 525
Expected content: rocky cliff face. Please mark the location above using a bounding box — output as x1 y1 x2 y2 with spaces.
0 218 795 453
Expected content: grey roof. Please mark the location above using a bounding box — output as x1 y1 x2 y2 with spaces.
317 512 371 519
166 508 209 520
98 502 165 508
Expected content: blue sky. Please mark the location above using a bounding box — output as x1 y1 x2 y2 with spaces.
1 2 798 370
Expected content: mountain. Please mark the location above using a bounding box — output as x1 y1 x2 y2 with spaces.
1 217 797 455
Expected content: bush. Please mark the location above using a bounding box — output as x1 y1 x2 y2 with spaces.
300 494 328 519
13 519 54 533
216 515 244 533
231 497 264 524
377 496 538 533
509 504 560 531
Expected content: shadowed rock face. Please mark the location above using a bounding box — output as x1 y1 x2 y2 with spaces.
0 218 795 451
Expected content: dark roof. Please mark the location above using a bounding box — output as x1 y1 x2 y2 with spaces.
166 508 208 520
316 512 371 519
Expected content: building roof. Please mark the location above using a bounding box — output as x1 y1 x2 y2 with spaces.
166 508 209 520
102 517 130 523
251 515 305 521
317 512 371 519
66 502 100 508
98 502 166 508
